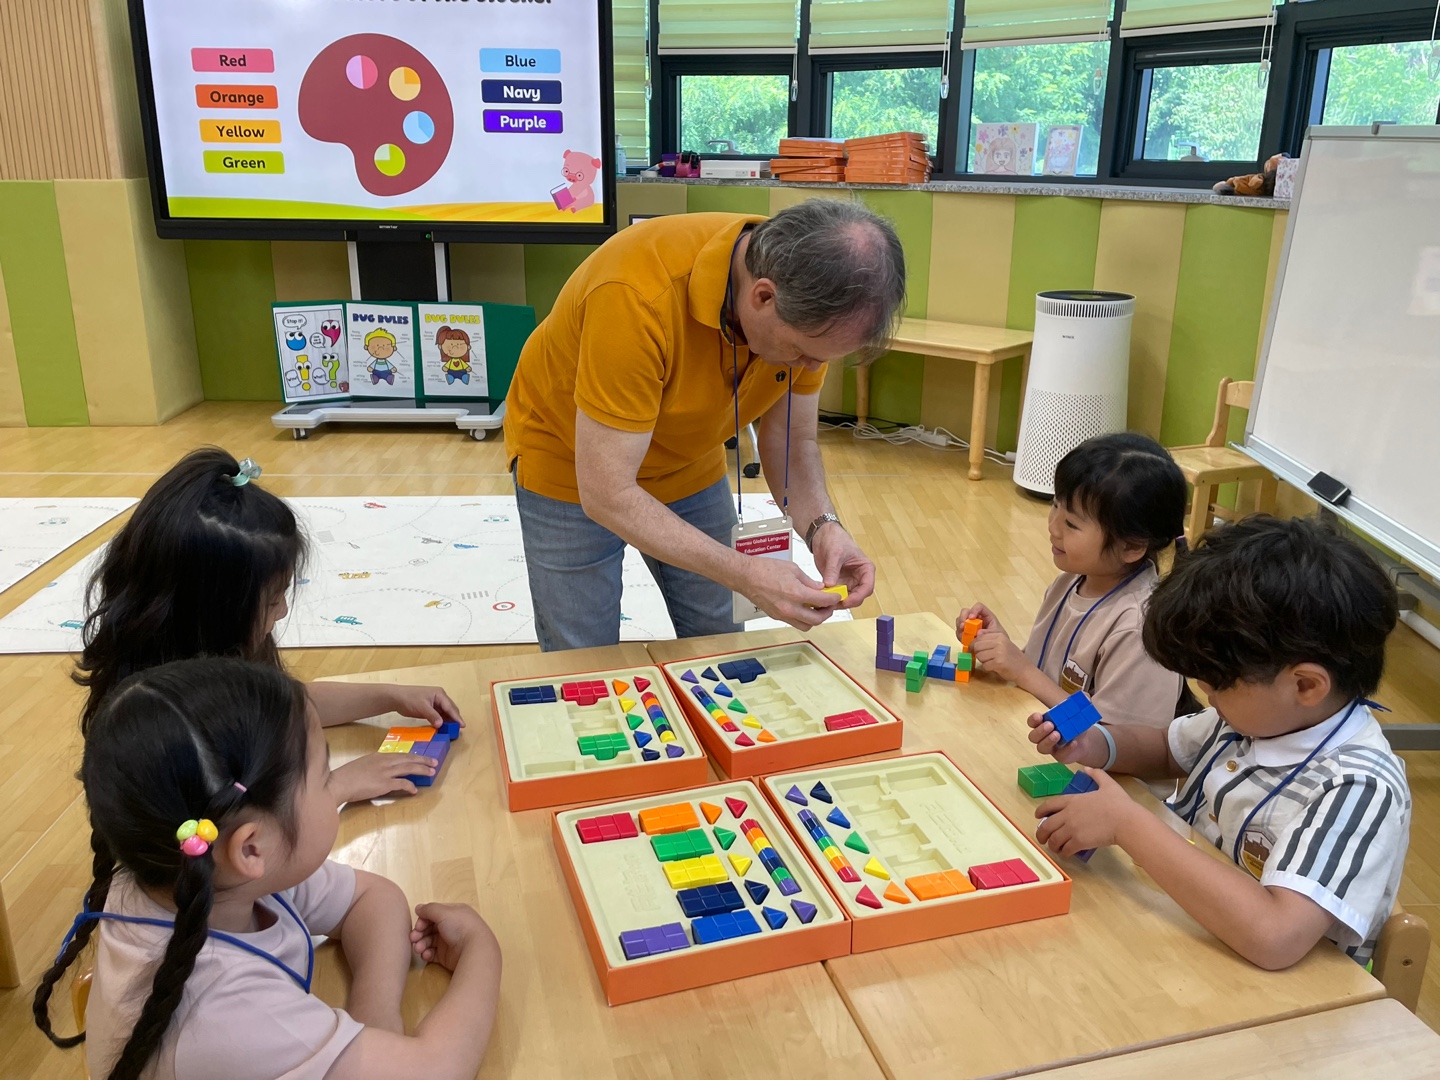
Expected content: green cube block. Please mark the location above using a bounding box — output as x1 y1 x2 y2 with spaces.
1018 763 1075 798
844 830 869 854
956 651 974 671
905 658 927 692
651 828 714 862
578 732 629 761
713 826 736 850
728 699 748 713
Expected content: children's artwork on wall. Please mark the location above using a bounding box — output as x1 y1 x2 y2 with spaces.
973 123 1037 177
416 303 489 398
272 302 348 404
1043 126 1082 177
345 302 417 400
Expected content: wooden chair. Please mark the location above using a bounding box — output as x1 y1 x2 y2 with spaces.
1374 908 1432 1013
1168 378 1278 544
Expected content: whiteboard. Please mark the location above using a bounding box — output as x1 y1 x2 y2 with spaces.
1247 127 1440 577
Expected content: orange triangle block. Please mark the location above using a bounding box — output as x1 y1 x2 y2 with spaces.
699 801 722 825
757 730 777 743
883 882 911 905
612 679 628 695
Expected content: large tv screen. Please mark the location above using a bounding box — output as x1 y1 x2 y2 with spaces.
129 0 615 241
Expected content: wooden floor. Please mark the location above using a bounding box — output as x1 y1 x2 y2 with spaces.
0 401 1436 1075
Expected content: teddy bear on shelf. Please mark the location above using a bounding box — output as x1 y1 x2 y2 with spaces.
1213 152 1291 197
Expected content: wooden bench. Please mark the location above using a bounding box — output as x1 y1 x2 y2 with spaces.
860 317 1034 480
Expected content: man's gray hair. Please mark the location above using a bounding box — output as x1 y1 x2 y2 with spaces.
745 198 906 360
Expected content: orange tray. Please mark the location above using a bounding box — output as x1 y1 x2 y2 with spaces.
552 780 852 1004
759 751 1070 952
658 641 903 779
491 665 707 811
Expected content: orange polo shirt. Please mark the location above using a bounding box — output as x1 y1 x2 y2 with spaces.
504 213 827 504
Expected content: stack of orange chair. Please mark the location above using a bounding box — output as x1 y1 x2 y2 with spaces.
843 132 932 184
769 138 847 183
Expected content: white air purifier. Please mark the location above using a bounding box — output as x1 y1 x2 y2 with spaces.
1013 290 1135 496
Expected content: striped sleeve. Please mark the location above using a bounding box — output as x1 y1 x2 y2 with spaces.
1167 708 1226 774
1261 774 1408 948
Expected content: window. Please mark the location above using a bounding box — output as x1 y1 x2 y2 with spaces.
1318 41 1440 126
829 66 942 147
967 41 1111 176
679 74 791 155
1140 61 1266 162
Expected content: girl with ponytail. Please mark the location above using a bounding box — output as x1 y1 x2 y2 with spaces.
35 658 502 1080
75 447 466 804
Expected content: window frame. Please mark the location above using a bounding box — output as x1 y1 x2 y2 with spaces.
658 54 798 157
809 50 947 161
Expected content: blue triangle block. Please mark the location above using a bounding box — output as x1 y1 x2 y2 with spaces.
681 669 698 683
762 905 788 930
665 743 685 758
701 667 719 681
641 747 660 761
827 807 850 828
791 899 817 924
713 683 733 697
809 782 832 804
745 879 770 904
785 785 808 806
634 731 652 748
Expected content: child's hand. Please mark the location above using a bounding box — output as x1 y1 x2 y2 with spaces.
410 902 489 971
956 603 1005 637
1034 768 1139 857
332 752 437 803
968 627 1032 682
388 684 465 730
1027 712 1110 767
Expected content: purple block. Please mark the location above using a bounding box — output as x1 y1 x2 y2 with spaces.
682 669 698 683
619 930 649 960
661 923 690 951
785 785 808 806
665 743 685 758
407 734 450 788
642 927 669 952
1075 848 1096 863
777 876 801 896
791 899 817 924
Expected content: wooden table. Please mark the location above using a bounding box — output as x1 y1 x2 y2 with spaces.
319 643 883 1080
1022 998 1440 1079
866 318 1034 480
647 615 1385 1080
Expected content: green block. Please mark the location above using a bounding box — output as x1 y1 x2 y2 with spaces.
956 651 973 672
913 649 927 662
578 732 629 761
651 828 714 862
1018 763 1075 798
772 866 793 883
728 699 747 713
906 658 926 692
626 714 645 730
844 831 869 854
713 826 736 850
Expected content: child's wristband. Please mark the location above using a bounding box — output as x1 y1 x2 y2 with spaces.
1097 724 1117 771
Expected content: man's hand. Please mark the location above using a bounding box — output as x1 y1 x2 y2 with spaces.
739 558 841 629
811 526 875 607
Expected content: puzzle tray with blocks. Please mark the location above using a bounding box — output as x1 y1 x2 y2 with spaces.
551 781 851 1005
761 752 1069 952
659 642 903 779
491 666 707 811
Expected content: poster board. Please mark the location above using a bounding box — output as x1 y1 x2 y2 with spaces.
272 302 348 404
344 301 418 400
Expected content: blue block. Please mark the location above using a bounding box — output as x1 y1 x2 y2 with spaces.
718 658 766 684
691 909 763 945
406 735 449 787
677 882 745 918
759 849 782 873
437 720 461 740
701 667 719 682
745 880 770 905
641 747 660 761
1062 771 1099 796
809 782 832 803
1046 691 1103 744
508 684 557 706
713 683 733 697
926 645 953 677
762 905 788 930
827 807 850 828
634 731 652 748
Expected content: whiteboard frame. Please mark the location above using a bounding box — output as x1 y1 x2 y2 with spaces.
1244 124 1440 580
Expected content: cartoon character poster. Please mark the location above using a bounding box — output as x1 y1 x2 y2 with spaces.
416 303 489 398
973 123 1038 177
1043 126 1082 177
272 302 347 404
344 302 417 400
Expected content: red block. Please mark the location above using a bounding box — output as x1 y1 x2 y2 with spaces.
562 680 610 703
824 709 879 732
576 812 638 844
969 858 1037 889
1001 858 1038 884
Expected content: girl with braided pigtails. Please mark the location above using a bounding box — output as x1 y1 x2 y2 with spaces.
34 658 502 1080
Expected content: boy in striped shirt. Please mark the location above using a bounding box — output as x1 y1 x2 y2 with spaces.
1028 516 1409 970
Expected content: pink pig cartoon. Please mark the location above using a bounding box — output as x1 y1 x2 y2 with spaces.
559 149 601 213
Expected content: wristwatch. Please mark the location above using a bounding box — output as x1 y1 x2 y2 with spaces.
804 512 843 552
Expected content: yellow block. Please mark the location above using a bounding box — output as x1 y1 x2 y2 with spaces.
379 739 414 753
823 584 849 602
728 854 752 876
741 716 762 729
664 855 728 889
619 698 637 711
659 730 675 743
199 118 281 143
863 857 890 880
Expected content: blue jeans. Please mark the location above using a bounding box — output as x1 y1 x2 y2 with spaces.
514 475 742 651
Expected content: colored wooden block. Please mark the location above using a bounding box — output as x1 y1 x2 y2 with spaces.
681 669 698 683
619 921 690 960
955 651 973 672
823 584 848 602
663 854 728 889
762 905 788 930
665 743 686 758
745 879 770 904
650 828 714 862
844 830 869 853
734 732 755 746
575 812 638 844
855 885 882 909
713 826 736 850
863 857 889 880
827 807 850 828
823 709 878 731
1018 762 1076 798
757 729 777 743
1045 691 1103 744
1062 770 1100 795
638 802 701 836
809 782 832 803
725 796 748 818
690 909 762 944
699 801 722 824
676 882 745 918
785 785 808 806
728 853 752 876
791 899 817 924
905 657 927 692
905 869 977 901
641 747 660 761
883 882 911 905
713 683 733 697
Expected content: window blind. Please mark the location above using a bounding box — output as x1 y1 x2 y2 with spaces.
658 0 800 53
613 0 649 162
808 0 952 53
1120 0 1276 34
961 1 1111 48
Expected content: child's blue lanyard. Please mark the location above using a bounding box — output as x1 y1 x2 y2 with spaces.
723 231 791 521
58 892 314 992
1035 567 1146 673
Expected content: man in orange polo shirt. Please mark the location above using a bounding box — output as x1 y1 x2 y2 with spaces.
505 198 906 651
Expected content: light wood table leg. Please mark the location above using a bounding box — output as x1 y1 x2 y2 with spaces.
855 362 870 429
968 361 991 480
1257 474 1279 516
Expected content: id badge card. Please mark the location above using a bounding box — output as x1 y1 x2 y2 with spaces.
731 514 793 622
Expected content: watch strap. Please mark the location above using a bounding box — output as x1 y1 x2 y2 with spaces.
804 513 841 551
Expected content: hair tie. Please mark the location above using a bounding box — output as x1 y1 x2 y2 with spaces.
233 781 247 793
230 458 262 487
176 818 218 857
